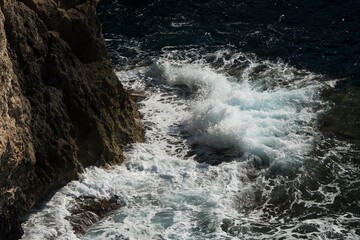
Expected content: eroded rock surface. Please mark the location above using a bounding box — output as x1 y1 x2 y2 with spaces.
66 195 125 236
0 0 143 238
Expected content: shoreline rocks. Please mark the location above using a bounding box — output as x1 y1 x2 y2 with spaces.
66 195 126 236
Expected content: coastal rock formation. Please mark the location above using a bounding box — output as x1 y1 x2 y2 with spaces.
66 195 126 236
0 0 143 238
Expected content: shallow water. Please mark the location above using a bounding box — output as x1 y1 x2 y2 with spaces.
21 1 360 239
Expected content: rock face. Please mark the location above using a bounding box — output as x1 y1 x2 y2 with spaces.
0 0 143 238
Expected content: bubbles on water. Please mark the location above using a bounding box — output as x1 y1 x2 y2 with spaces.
21 50 360 239
153 54 327 167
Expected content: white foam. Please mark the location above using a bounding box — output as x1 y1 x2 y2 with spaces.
22 53 345 240
21 65 249 239
155 59 325 163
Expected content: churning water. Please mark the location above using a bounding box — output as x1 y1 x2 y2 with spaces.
22 0 360 239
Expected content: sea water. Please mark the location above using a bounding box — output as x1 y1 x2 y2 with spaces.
21 0 360 239
22 51 359 239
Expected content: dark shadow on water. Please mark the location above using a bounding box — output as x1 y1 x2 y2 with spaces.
98 0 360 78
21 188 61 223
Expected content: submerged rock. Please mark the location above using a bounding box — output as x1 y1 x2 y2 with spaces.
66 195 125 236
0 0 143 238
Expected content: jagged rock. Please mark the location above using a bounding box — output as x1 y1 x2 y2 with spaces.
0 0 143 239
66 195 125 236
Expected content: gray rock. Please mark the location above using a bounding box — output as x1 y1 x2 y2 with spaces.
66 195 125 236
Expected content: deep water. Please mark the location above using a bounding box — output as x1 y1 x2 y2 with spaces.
98 0 360 143
21 0 360 239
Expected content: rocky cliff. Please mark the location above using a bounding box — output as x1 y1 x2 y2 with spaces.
0 0 143 238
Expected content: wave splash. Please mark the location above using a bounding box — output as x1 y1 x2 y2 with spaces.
155 56 325 164
21 52 352 240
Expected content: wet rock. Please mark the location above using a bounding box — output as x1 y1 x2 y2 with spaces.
0 205 23 240
0 0 143 238
66 195 125 236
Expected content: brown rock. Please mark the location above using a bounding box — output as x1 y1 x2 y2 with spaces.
0 0 143 239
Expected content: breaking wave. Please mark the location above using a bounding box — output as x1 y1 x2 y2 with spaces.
22 52 359 240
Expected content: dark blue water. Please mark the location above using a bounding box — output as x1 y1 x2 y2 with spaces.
92 1 360 238
98 0 360 77
98 0 360 141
